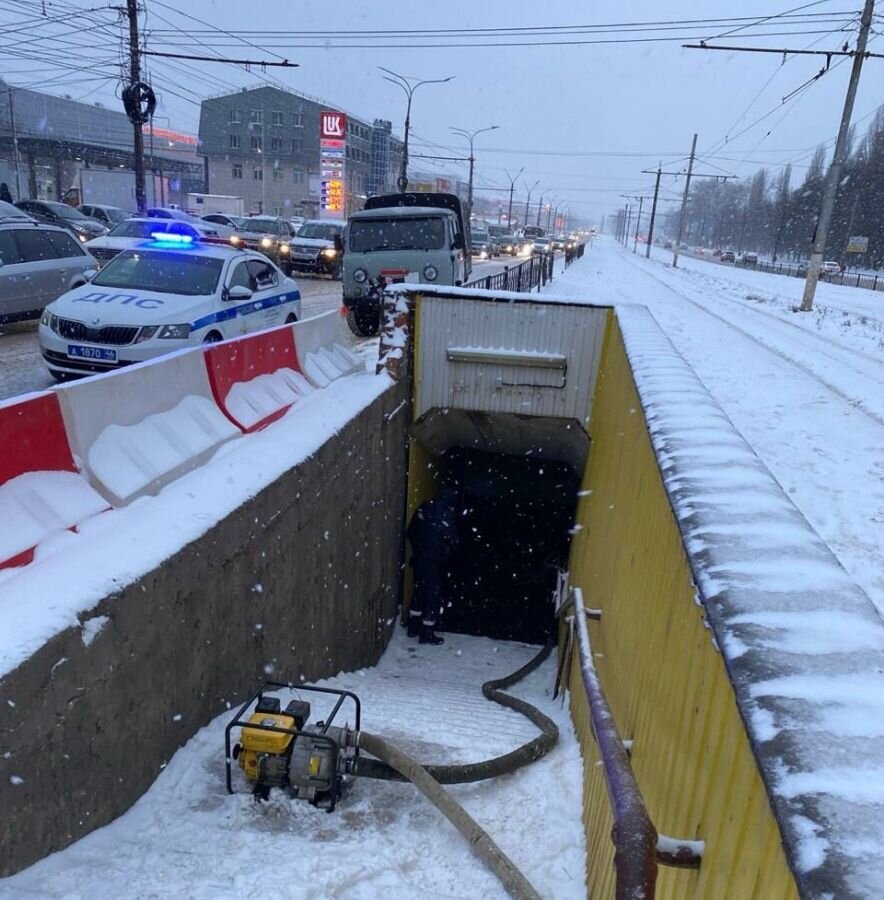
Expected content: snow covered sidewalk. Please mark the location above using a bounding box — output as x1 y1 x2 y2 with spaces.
550 240 884 618
0 631 586 900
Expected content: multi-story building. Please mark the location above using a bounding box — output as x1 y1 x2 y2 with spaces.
199 85 399 218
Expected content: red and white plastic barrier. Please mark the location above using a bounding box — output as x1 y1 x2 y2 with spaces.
293 310 362 388
0 393 106 569
204 324 313 433
1 312 367 569
56 348 241 507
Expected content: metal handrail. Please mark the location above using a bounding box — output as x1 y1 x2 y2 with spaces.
464 252 554 292
563 587 658 899
558 587 703 897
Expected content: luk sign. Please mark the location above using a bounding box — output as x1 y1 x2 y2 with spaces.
319 112 347 219
321 111 346 140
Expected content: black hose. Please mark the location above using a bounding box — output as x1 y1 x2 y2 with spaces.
357 730 543 900
352 641 558 784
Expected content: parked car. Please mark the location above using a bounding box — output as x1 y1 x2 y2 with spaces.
0 217 97 323
288 219 344 278
147 207 233 238
738 252 758 266
228 215 297 273
38 237 300 379
85 218 206 266
15 199 108 242
820 260 842 276
720 251 735 263
79 204 129 228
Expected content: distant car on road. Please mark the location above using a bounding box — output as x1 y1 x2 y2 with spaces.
0 218 96 323
288 219 344 278
38 234 301 379
228 215 297 273
497 235 522 256
531 237 552 256
15 199 108 243
201 213 246 230
720 251 735 263
472 230 495 260
79 204 128 228
147 207 233 238
738 252 758 266
820 260 842 276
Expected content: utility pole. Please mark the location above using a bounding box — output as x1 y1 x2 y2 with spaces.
800 0 874 311
624 204 632 248
535 194 543 227
644 165 662 259
524 179 539 230
126 0 146 214
672 133 697 268
505 166 524 231
633 195 644 254
6 87 22 201
450 124 498 219
380 68 455 194
683 7 880 309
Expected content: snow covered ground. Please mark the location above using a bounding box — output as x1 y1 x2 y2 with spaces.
553 238 884 616
0 631 587 900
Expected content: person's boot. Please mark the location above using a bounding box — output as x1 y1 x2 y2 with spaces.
407 612 421 638
419 623 444 645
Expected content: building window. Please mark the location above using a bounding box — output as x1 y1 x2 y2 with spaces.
249 108 263 125
293 169 305 185
293 112 303 128
232 163 243 179
292 138 303 154
272 110 283 126
230 108 242 124
273 205 283 216
270 136 282 152
253 167 263 181
229 134 240 150
251 135 262 151
273 167 284 182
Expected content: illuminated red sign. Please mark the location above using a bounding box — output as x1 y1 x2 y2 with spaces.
321 111 347 139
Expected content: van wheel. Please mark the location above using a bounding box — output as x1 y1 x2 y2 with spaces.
285 314 297 324
346 306 380 338
203 331 223 344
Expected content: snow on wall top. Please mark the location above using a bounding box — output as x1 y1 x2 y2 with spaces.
617 304 884 899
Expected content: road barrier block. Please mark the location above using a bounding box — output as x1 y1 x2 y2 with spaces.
56 348 240 506
0 393 106 569
203 324 314 432
293 311 362 388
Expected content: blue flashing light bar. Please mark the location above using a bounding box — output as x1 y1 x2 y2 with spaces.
150 231 194 245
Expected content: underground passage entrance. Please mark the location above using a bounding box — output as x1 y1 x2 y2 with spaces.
426 445 580 645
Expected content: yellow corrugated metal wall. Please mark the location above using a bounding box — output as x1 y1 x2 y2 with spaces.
566 318 798 900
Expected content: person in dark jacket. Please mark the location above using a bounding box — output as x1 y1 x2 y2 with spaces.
406 487 460 645
0 183 13 204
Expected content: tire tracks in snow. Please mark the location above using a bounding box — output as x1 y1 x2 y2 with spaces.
625 255 884 431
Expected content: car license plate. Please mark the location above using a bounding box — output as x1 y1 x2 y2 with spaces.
67 345 117 362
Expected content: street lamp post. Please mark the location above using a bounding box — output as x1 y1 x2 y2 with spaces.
505 166 524 231
379 67 454 193
450 124 499 218
524 179 540 230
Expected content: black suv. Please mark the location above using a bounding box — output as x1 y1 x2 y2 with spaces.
15 200 108 243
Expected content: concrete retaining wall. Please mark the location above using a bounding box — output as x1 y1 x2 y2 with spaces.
0 377 409 876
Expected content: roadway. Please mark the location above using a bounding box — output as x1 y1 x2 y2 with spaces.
0 259 509 402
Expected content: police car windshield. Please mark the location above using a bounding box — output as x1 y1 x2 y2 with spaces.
299 223 340 241
349 217 445 252
109 220 176 238
92 250 224 296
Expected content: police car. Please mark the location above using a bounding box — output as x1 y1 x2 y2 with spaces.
38 230 301 379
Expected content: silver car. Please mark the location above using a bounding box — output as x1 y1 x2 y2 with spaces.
0 218 97 323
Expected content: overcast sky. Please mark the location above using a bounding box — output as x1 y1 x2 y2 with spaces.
4 0 882 223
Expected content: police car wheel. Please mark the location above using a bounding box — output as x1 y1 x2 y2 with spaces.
203 331 223 344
